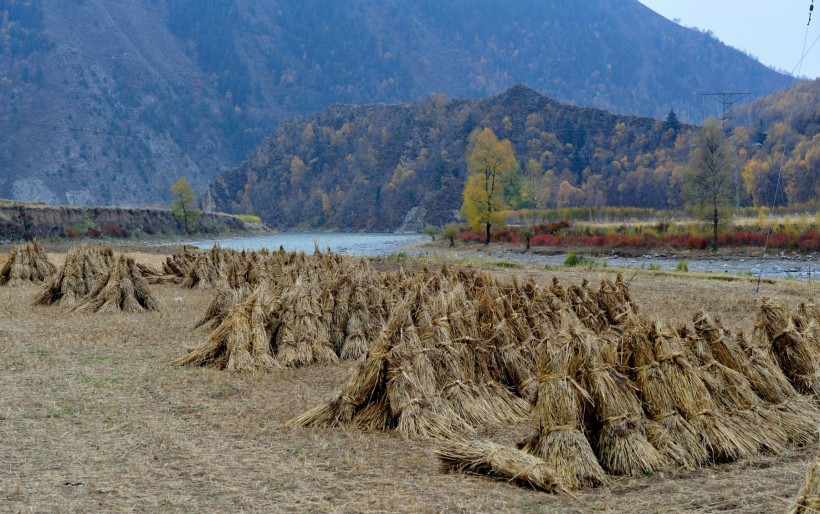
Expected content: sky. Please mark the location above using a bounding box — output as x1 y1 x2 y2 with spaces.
637 0 820 79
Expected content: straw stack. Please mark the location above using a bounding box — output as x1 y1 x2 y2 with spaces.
0 241 56 286
520 328 608 489
758 298 820 396
33 244 111 308
72 254 161 313
173 282 276 370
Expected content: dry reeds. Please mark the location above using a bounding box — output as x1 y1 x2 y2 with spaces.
437 438 570 495
0 241 56 286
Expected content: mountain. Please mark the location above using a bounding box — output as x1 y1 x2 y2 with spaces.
0 0 796 208
209 85 691 230
210 80 819 231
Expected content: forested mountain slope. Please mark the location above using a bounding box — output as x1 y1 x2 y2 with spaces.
210 86 692 230
211 81 818 231
0 0 796 208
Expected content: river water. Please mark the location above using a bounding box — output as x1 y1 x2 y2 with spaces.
176 233 817 282
181 232 427 257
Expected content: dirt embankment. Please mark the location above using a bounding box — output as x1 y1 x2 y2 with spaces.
0 201 269 242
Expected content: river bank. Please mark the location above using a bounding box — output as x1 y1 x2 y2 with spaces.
408 241 818 282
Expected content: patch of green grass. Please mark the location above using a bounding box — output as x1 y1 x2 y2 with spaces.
675 261 689 272
373 252 411 263
489 259 521 269
648 263 661 271
233 214 262 223
32 348 52 358
564 252 605 269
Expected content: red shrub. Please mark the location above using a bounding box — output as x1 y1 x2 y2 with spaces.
530 233 561 246
86 227 101 238
100 223 128 238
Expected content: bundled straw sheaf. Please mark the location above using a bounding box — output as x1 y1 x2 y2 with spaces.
33 245 113 308
0 241 56 287
71 254 161 313
436 438 570 496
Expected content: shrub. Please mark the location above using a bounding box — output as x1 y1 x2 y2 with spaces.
65 227 79 238
86 227 101 238
143 225 157 235
564 252 580 267
531 233 560 246
675 261 689 272
100 223 128 238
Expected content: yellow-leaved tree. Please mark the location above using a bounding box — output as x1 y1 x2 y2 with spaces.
460 128 519 245
171 177 201 234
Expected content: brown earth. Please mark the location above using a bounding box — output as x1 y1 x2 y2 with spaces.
0 251 816 513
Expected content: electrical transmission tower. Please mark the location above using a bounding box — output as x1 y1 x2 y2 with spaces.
699 92 750 210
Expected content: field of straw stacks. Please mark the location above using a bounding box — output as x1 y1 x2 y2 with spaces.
1 241 819 512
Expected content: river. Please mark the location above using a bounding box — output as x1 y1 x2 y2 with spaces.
175 233 817 282
180 232 427 257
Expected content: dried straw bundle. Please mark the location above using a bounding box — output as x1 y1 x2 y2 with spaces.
443 380 531 427
566 281 608 333
594 277 634 326
194 285 253 330
162 246 197 281
33 245 109 308
173 284 276 371
795 303 820 351
580 330 668 476
72 254 161 313
289 299 411 428
632 325 709 468
788 452 820 514
650 324 754 462
0 241 56 286
340 287 372 360
182 253 224 289
755 297 820 396
274 277 337 367
522 364 607 489
437 438 569 495
135 262 176 285
687 316 788 453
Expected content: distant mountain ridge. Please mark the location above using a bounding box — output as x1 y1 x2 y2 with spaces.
0 0 797 208
209 85 691 230
210 79 818 231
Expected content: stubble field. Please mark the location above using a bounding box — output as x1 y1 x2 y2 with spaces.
0 251 817 513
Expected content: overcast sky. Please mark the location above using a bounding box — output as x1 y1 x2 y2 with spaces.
637 0 820 79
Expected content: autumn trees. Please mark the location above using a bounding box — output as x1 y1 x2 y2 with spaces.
460 128 520 245
683 119 733 251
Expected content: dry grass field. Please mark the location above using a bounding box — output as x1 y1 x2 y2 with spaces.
1 251 817 513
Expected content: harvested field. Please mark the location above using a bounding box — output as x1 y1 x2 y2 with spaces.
0 247 817 512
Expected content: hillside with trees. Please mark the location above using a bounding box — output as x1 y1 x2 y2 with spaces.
210 81 818 231
0 0 798 208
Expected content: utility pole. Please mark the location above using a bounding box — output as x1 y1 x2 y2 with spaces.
699 92 750 210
